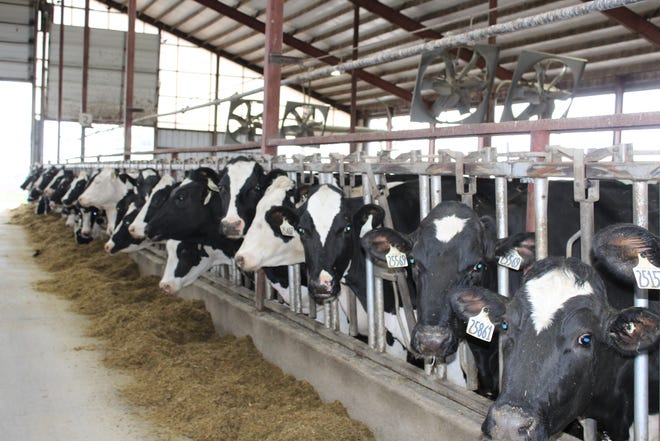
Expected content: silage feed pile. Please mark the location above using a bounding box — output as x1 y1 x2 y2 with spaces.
9 205 374 441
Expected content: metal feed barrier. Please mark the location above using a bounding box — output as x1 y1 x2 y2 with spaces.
57 143 659 440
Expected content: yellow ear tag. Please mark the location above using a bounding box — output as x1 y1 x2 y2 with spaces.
498 249 523 270
633 254 660 290
466 308 495 342
280 219 295 237
386 245 408 268
204 179 219 205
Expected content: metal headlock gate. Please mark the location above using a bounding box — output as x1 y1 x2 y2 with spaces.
58 141 659 440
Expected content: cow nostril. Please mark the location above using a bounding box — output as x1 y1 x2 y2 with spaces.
235 255 245 269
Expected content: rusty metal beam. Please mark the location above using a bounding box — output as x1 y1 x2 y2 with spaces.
581 0 660 47
192 0 412 101
348 0 513 80
262 0 282 156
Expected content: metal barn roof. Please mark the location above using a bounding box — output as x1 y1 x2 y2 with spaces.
89 0 660 118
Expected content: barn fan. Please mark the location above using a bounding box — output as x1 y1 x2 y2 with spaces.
226 99 263 144
499 51 586 122
280 101 329 139
410 44 499 124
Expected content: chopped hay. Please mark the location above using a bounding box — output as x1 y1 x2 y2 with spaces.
9 205 375 441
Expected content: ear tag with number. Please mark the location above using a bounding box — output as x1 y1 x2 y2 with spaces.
466 308 495 342
386 245 408 268
204 179 219 205
633 254 660 290
498 249 523 270
280 219 295 237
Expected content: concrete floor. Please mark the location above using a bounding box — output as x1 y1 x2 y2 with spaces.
0 210 168 441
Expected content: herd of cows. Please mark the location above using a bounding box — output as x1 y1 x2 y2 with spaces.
20 157 659 441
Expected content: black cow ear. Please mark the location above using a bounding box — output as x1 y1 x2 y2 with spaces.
353 204 385 233
592 223 660 284
606 307 660 355
496 232 536 271
296 185 313 204
265 205 299 241
361 228 412 264
448 286 508 324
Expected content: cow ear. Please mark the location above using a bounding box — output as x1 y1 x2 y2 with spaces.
361 228 412 264
496 232 536 271
448 286 508 324
296 185 313 204
606 307 660 355
353 204 385 235
479 215 497 259
265 205 299 241
592 223 660 284
263 169 287 189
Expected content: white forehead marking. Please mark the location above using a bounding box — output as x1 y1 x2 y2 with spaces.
142 169 157 178
433 215 468 242
225 160 257 220
360 214 374 238
526 268 593 334
180 178 193 187
307 185 342 247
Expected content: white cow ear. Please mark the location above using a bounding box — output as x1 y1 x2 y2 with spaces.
607 307 660 355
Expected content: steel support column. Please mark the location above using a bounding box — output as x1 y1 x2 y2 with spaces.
526 130 549 232
81 0 90 161
261 0 282 156
350 4 359 153
123 0 136 160
57 1 64 164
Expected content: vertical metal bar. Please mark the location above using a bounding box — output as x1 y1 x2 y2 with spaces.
419 175 430 219
261 0 282 156
57 1 64 164
496 177 509 297
323 301 332 329
288 264 299 313
350 4 359 154
579 201 595 263
431 175 442 208
124 0 136 160
363 172 376 348
632 181 649 441
613 78 623 146
331 298 340 331
293 263 302 314
81 0 89 161
534 178 549 260
212 54 220 146
254 269 265 311
374 276 385 352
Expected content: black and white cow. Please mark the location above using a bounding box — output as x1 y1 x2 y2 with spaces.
46 169 75 210
78 168 136 233
74 205 107 244
20 164 43 191
104 192 148 254
218 156 275 239
128 173 177 239
159 239 232 294
27 165 59 203
446 252 659 440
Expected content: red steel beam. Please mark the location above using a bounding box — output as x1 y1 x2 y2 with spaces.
348 0 513 80
192 0 412 101
124 0 136 160
261 0 282 156
581 0 660 48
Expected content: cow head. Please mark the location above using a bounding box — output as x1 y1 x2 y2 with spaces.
48 170 75 205
20 164 43 190
234 175 305 271
78 168 133 209
266 184 360 301
362 200 534 360
136 168 160 200
104 202 147 254
448 257 660 441
159 239 231 294
144 167 224 242
218 157 281 239
129 174 177 239
61 171 89 207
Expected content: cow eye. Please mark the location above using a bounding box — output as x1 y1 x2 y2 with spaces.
472 262 485 272
344 225 352 233
297 226 305 235
577 333 592 346
501 321 509 331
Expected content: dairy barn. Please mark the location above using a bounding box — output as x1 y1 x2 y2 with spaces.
2 0 660 440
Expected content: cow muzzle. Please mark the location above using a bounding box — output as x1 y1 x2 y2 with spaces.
159 280 180 295
221 218 244 238
309 271 336 301
482 405 539 441
410 324 457 358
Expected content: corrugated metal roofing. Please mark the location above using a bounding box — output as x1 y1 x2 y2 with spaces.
96 0 660 118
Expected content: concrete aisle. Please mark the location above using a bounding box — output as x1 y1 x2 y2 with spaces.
0 210 168 441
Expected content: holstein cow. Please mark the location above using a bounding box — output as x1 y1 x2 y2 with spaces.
128 173 177 239
104 190 148 254
265 182 422 360
74 205 107 244
45 169 75 211
78 167 137 233
61 170 93 228
159 239 232 294
20 164 43 191
218 156 279 239
447 254 659 440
